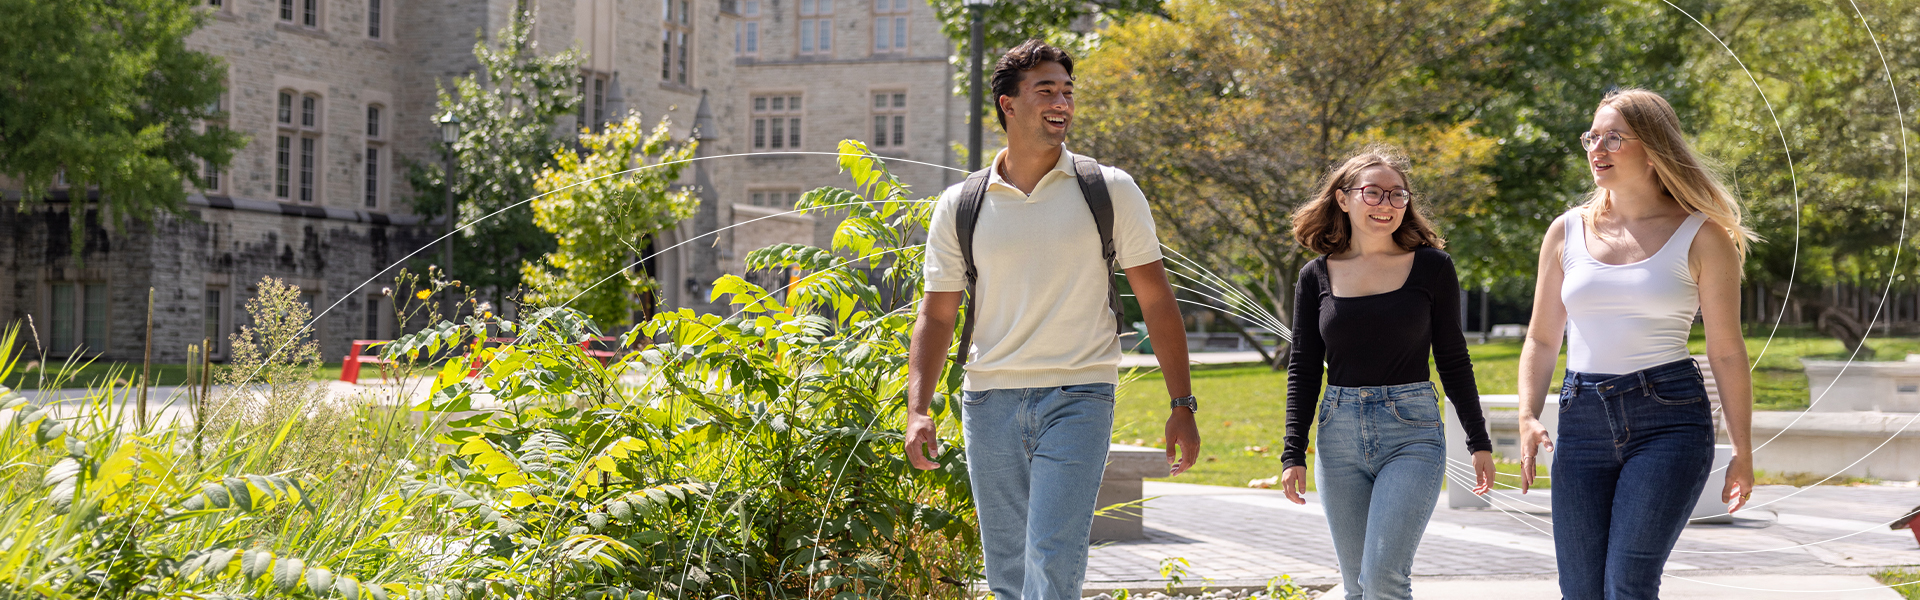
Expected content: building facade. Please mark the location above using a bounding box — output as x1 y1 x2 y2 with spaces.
0 0 968 365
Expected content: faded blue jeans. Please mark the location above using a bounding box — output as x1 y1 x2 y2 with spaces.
1553 357 1715 600
961 383 1116 600
1314 381 1447 600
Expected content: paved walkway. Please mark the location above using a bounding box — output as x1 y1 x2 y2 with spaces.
1087 481 1920 597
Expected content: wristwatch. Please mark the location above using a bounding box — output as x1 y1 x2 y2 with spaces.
1170 395 1198 413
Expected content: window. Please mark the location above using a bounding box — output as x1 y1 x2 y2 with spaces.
871 91 907 149
364 147 380 208
363 296 382 340
662 1 692 85
368 0 382 38
49 283 108 356
873 0 907 53
734 1 760 56
799 0 833 56
203 158 222 192
208 0 223 8
281 0 318 27
300 137 315 202
577 72 610 130
276 136 291 198
200 85 228 193
750 190 802 208
751 94 803 151
366 105 381 138
205 288 226 358
277 91 321 202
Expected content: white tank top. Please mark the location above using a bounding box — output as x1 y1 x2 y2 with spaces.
1561 210 1707 375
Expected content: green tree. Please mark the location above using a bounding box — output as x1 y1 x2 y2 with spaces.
1445 0 1700 295
0 0 246 258
520 114 697 328
1075 0 1505 366
408 10 583 302
1688 0 1920 352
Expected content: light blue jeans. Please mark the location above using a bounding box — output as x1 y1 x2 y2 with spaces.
1314 382 1447 600
961 383 1116 600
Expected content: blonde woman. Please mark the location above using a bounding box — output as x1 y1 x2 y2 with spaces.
1279 149 1494 600
1516 88 1758 599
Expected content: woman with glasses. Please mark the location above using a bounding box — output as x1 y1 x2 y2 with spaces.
1279 148 1495 600
1515 88 1758 599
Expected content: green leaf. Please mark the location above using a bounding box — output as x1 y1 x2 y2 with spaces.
274 556 304 592
206 547 237 579
336 575 362 600
306 565 334 597
226 477 254 511
241 549 273 581
43 458 79 511
0 386 25 410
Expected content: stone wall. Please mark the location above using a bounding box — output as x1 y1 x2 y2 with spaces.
2 0 969 367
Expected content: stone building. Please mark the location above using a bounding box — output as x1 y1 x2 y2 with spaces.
0 0 968 364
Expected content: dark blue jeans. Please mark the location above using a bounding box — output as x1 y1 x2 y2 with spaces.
1552 357 1714 600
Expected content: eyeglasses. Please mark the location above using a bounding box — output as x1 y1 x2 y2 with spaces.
1341 185 1412 208
1580 131 1638 153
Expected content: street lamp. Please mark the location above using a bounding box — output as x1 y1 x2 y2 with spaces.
436 111 461 277
964 0 993 172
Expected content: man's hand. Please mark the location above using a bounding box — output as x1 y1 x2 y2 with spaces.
1164 408 1200 476
1279 465 1307 505
1519 416 1553 494
904 412 941 470
1470 450 1495 496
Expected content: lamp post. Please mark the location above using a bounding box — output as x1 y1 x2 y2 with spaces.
437 111 461 276
963 0 992 172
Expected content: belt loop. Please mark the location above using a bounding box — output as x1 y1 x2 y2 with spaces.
1637 371 1649 393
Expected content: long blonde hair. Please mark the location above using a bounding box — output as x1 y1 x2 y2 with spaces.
1582 88 1758 259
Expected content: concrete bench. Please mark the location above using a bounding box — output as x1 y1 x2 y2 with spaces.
1093 443 1169 541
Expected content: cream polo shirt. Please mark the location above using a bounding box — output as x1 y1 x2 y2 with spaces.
923 145 1164 392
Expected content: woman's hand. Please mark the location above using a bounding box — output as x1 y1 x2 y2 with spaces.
1280 465 1308 505
1471 450 1495 496
1519 416 1553 494
1723 453 1756 512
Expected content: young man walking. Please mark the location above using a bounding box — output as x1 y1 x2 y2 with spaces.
902 40 1201 600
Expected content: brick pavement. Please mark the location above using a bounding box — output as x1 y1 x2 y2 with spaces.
1086 481 1920 588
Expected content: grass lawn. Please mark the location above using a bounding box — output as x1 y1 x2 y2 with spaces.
1114 325 1919 490
1875 569 1920 600
3 361 346 390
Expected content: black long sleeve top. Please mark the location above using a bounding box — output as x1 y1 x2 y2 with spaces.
1279 247 1493 469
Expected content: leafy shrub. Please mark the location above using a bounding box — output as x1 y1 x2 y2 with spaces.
384 141 979 599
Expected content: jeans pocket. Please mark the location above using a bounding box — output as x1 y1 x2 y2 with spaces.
961 391 989 406
1651 390 1707 406
1316 399 1335 427
1061 383 1116 403
1650 377 1708 406
1388 397 1442 426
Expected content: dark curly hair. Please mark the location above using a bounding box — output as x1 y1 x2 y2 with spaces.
989 39 1074 130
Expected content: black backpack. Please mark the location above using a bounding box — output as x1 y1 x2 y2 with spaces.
953 154 1127 370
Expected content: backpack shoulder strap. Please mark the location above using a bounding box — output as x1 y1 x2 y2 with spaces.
1072 155 1128 335
953 167 993 371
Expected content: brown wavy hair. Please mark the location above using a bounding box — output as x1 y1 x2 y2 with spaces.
1291 148 1446 255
